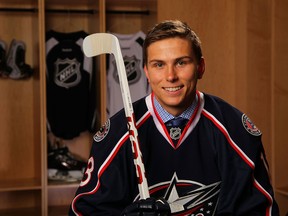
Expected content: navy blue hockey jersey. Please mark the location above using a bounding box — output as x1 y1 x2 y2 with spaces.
70 91 279 215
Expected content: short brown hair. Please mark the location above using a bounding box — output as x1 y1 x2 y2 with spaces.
143 20 202 65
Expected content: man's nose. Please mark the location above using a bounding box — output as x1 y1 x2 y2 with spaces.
166 66 178 82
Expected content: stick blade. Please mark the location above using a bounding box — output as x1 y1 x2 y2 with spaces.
83 33 117 57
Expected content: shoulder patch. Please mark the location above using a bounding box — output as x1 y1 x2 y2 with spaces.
242 114 262 136
93 119 110 142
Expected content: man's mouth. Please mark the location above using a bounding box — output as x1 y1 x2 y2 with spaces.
164 86 182 92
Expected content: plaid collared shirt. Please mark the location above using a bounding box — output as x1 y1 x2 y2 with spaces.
153 94 198 123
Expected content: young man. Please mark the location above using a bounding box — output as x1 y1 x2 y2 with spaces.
69 20 279 215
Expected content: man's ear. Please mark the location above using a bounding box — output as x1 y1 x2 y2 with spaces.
197 57 205 79
144 65 150 82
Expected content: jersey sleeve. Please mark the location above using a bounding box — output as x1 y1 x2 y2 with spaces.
206 98 279 215
69 116 137 215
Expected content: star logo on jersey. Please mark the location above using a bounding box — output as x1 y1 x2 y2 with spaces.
135 173 220 215
54 58 81 88
113 55 141 85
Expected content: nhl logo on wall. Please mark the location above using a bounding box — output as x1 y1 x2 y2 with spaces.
242 114 262 136
94 119 110 142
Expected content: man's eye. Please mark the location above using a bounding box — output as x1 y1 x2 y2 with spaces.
177 60 186 66
154 62 163 68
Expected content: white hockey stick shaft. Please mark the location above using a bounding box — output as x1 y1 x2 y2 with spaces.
83 33 150 199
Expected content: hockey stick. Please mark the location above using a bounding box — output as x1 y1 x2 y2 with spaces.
83 33 150 200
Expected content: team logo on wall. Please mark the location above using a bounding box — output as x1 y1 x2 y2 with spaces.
54 58 81 88
93 119 110 142
242 114 262 136
135 173 220 215
113 55 141 84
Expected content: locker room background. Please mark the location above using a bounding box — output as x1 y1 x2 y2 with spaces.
0 0 287 215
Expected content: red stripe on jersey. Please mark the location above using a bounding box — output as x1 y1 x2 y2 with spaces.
253 179 273 216
176 91 201 148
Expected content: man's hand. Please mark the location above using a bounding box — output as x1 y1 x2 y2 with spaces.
121 197 171 216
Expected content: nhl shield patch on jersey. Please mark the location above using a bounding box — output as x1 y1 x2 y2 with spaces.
242 114 262 136
93 119 110 142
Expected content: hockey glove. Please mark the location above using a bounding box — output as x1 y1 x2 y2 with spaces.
121 197 171 216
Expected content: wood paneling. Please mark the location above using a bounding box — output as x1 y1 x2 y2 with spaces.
273 0 288 214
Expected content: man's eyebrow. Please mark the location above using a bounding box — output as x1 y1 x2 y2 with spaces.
148 59 163 64
148 56 194 65
175 56 193 61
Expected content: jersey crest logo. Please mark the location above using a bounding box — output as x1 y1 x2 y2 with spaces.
93 119 110 142
54 58 81 88
136 173 220 215
169 127 182 140
242 114 262 136
113 55 141 85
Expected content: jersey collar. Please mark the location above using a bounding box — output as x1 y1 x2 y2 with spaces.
153 94 198 123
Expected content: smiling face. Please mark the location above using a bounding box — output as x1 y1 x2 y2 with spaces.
144 37 205 116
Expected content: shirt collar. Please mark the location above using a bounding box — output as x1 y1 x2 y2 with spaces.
153 94 198 123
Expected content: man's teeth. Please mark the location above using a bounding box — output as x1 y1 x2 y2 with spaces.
165 87 181 92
